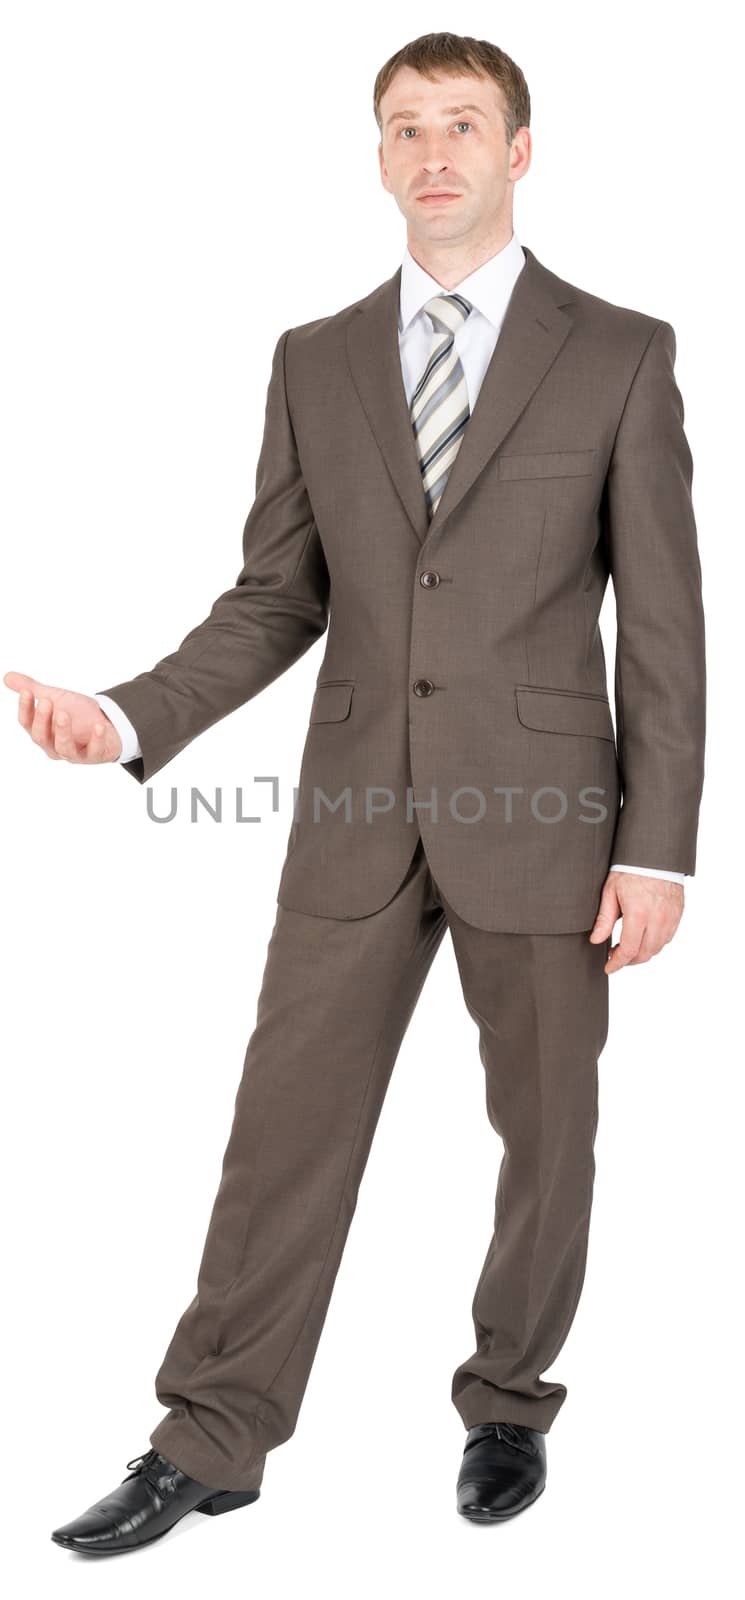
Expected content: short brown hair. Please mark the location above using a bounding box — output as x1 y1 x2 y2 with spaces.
373 32 530 146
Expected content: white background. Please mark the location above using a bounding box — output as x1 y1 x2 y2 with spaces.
0 0 739 1592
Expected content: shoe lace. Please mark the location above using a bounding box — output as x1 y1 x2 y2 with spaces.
125 1447 164 1493
465 1422 537 1457
493 1423 536 1456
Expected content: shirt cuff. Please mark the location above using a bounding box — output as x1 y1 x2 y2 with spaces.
93 693 142 764
609 863 686 884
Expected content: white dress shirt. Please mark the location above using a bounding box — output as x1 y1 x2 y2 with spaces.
94 233 684 884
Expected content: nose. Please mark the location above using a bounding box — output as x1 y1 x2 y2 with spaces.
420 155 454 175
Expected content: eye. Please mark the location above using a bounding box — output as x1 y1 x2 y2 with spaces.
399 120 473 139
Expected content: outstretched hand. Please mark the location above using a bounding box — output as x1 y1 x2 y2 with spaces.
589 869 684 974
3 672 123 763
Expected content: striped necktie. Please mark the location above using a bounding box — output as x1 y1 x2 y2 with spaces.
410 291 473 519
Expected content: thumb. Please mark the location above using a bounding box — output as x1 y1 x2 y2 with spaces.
589 879 621 942
4 670 45 696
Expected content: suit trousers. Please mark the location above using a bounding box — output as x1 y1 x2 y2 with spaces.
148 835 610 1493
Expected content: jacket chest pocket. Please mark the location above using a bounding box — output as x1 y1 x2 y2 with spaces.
309 680 355 723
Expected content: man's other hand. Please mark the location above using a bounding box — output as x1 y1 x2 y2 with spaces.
589 870 684 974
3 672 123 763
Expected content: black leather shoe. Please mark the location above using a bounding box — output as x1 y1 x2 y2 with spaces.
456 1422 547 1522
50 1446 260 1555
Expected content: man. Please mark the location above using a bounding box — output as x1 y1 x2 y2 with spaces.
4 31 706 1550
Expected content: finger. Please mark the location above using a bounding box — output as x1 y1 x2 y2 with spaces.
83 719 109 763
18 688 36 732
30 696 59 757
627 916 669 964
52 707 80 762
605 940 632 974
605 911 646 972
627 929 655 965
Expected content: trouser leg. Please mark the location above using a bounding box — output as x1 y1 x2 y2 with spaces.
149 837 447 1491
441 888 610 1434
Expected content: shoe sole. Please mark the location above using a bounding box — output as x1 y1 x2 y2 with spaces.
50 1488 260 1555
457 1483 545 1522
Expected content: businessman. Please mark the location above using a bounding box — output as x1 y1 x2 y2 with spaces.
5 31 706 1552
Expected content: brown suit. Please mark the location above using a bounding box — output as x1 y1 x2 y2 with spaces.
98 245 706 1491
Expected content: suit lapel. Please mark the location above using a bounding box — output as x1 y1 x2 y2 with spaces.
345 244 577 546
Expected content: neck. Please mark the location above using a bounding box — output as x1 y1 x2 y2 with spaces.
405 217 514 290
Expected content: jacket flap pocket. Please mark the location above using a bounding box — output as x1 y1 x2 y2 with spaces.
515 685 615 740
310 681 355 723
498 449 597 480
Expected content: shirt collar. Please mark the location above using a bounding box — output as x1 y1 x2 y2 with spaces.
399 232 526 334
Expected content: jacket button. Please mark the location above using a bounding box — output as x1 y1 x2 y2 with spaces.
420 569 440 587
413 678 434 696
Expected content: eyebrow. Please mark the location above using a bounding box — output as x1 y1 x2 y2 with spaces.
385 103 487 129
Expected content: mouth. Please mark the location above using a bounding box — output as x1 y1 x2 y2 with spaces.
416 192 461 205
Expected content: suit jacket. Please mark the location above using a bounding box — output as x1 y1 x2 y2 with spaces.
98 243 707 933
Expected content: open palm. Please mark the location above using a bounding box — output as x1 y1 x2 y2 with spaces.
3 671 123 763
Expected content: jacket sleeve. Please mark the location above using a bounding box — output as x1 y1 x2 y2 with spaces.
603 319 706 874
96 328 330 784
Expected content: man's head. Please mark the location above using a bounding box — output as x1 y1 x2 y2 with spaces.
374 33 531 263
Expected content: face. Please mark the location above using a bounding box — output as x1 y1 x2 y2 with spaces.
377 66 531 248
